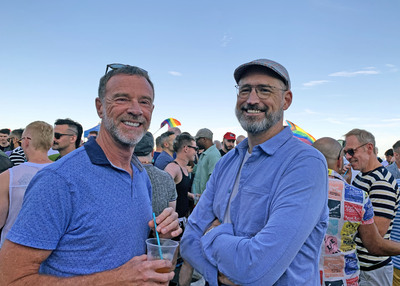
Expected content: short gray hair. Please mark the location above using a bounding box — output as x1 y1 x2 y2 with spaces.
344 128 376 154
98 65 154 101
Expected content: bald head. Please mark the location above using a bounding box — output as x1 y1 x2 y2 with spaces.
312 137 342 170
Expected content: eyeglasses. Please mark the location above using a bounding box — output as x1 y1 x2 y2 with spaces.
187 145 199 151
343 142 369 157
235 84 287 99
19 137 31 143
105 63 148 75
54 133 75 140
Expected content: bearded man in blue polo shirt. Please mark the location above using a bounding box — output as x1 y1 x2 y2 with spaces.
180 59 329 285
0 64 181 285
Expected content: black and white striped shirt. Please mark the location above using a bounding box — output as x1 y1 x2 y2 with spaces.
353 166 399 271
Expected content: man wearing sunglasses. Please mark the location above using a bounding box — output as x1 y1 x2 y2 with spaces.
313 137 400 285
344 128 399 285
181 59 328 285
49 118 83 161
0 64 181 285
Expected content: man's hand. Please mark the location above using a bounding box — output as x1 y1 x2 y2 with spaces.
204 218 221 235
115 254 175 285
148 207 182 239
218 272 238 286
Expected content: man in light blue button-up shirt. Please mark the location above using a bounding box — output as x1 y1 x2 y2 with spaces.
181 59 329 286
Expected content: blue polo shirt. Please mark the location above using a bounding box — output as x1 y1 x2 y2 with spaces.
7 138 153 277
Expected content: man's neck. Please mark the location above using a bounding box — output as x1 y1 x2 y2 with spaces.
164 149 174 156
96 129 134 176
247 123 284 153
59 146 76 158
361 157 382 173
26 151 53 164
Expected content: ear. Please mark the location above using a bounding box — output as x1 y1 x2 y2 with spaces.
336 156 342 170
95 97 104 119
282 90 293 110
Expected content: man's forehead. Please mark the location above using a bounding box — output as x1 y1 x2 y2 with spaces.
345 135 360 146
106 74 153 94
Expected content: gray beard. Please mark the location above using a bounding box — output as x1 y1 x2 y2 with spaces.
235 106 283 135
102 111 144 147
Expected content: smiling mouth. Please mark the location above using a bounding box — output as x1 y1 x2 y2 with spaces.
123 121 141 127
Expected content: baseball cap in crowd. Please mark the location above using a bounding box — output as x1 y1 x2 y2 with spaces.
233 59 291 89
195 128 213 140
223 132 236 140
134 132 154 156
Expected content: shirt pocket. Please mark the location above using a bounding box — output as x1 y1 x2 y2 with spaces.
233 186 270 237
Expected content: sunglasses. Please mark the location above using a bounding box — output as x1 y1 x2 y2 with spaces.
105 63 148 75
343 142 369 157
187 145 199 151
54 133 75 140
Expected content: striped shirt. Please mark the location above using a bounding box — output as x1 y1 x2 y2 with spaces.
9 146 26 166
391 179 400 270
352 166 399 270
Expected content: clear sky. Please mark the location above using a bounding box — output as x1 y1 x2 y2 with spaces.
1 1 399 156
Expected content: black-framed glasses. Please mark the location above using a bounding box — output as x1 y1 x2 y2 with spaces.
338 147 344 160
54 133 75 140
343 142 369 157
105 63 148 75
187 145 199 151
235 84 287 99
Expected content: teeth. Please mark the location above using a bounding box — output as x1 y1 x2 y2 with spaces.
247 110 261 114
124 121 140 127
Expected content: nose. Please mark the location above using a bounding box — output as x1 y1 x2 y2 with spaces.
246 87 261 104
127 100 143 116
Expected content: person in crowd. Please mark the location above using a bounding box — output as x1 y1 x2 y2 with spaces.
344 128 399 285
154 131 176 170
168 127 181 136
219 132 236 156
0 64 181 285
181 59 328 285
383 148 394 167
164 132 198 286
88 130 98 138
192 128 221 197
0 121 53 247
213 140 222 150
0 129 11 152
0 151 13 173
313 137 400 285
49 118 83 161
387 141 400 179
8 129 26 166
134 131 177 216
235 135 246 145
153 135 162 163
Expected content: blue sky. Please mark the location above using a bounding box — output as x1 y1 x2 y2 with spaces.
1 1 399 156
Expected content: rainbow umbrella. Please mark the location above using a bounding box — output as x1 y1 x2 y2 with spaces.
160 118 181 128
286 120 316 145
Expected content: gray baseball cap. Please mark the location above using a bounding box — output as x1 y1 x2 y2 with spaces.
234 59 291 89
195 128 213 140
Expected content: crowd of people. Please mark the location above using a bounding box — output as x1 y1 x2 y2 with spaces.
0 59 400 286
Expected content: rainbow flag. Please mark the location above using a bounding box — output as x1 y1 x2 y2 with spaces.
160 118 181 128
286 120 316 145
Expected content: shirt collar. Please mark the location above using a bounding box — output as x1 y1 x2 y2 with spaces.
328 168 345 182
84 137 143 171
234 126 293 156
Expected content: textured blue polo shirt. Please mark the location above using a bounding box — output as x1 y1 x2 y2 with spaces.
7 138 153 277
